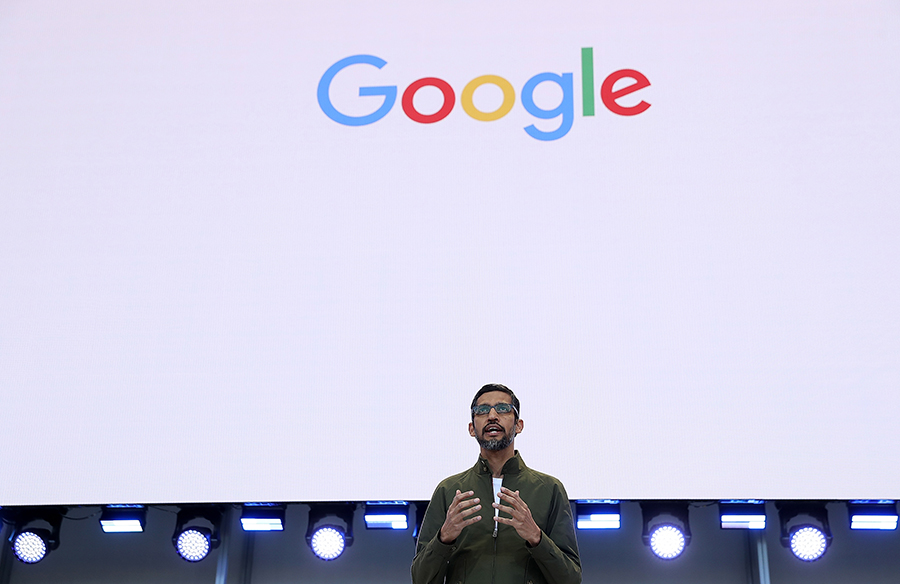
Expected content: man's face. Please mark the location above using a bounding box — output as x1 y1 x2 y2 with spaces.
468 391 524 451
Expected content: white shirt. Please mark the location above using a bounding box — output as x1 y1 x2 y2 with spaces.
492 477 503 536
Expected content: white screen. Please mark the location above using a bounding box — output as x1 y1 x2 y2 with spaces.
1 0 899 505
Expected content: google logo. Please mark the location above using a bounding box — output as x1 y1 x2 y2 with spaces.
317 48 651 141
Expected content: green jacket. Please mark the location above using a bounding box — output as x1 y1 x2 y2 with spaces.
411 452 582 584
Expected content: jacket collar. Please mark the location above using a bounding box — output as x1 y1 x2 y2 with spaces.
476 450 525 475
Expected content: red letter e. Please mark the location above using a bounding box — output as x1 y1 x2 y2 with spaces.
600 69 651 116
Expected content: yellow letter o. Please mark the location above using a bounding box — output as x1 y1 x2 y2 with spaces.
461 75 516 121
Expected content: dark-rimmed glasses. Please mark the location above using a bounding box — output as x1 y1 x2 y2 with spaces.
471 403 518 417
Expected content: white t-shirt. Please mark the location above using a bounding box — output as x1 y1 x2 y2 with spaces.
492 477 503 529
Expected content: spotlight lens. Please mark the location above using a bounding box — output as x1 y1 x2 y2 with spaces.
13 531 48 564
176 529 211 562
310 526 346 560
790 526 827 561
649 524 686 560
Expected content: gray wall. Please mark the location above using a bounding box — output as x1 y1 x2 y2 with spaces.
3 502 900 584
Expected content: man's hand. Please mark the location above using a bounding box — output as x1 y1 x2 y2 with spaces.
493 487 542 547
439 490 482 544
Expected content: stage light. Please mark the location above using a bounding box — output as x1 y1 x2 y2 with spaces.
777 502 831 562
172 506 222 562
6 508 63 564
719 500 766 530
13 531 48 564
789 526 827 561
649 524 686 559
100 505 147 533
176 529 211 562
310 526 346 560
364 502 409 530
641 502 691 560
576 500 621 529
305 504 355 561
241 503 285 532
848 501 898 530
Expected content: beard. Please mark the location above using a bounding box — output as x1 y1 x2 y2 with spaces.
477 427 516 451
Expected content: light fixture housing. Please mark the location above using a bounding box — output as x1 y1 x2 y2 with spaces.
241 503 285 532
719 500 766 530
576 500 621 530
847 500 898 531
100 505 147 533
364 502 409 530
777 502 832 562
5 507 64 564
305 504 355 561
172 506 222 562
640 502 691 560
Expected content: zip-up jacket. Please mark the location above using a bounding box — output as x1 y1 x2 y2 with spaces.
411 452 582 584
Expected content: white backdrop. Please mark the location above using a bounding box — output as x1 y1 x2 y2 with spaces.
1 0 899 505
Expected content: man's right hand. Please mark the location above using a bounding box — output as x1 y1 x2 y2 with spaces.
438 490 482 544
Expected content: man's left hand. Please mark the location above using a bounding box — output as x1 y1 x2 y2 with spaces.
493 487 542 547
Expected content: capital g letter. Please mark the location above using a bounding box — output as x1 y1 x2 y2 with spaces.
317 55 397 126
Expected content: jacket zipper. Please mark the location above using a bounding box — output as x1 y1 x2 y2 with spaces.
491 533 497 584
490 471 498 584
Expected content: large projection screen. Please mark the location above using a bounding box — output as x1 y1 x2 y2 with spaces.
1 1 899 505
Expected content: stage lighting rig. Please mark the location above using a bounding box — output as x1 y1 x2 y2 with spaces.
576 500 621 530
719 500 766 530
364 502 409 530
241 503 285 532
777 502 831 561
306 503 355 561
100 505 147 533
847 500 898 530
640 502 691 560
172 506 223 562
5 507 64 564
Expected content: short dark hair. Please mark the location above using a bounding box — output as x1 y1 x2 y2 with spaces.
470 383 520 421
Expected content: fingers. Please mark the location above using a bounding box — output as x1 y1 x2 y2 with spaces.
492 502 515 516
500 487 521 499
450 492 479 512
498 488 528 510
459 501 482 517
449 491 481 519
440 491 482 543
491 488 541 545
457 497 480 509
452 490 473 504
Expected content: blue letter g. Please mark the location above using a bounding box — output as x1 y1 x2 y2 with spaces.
317 55 397 126
521 72 574 141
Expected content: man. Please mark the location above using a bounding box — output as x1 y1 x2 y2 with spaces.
411 384 582 584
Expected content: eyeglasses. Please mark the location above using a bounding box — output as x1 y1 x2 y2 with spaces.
471 403 518 417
